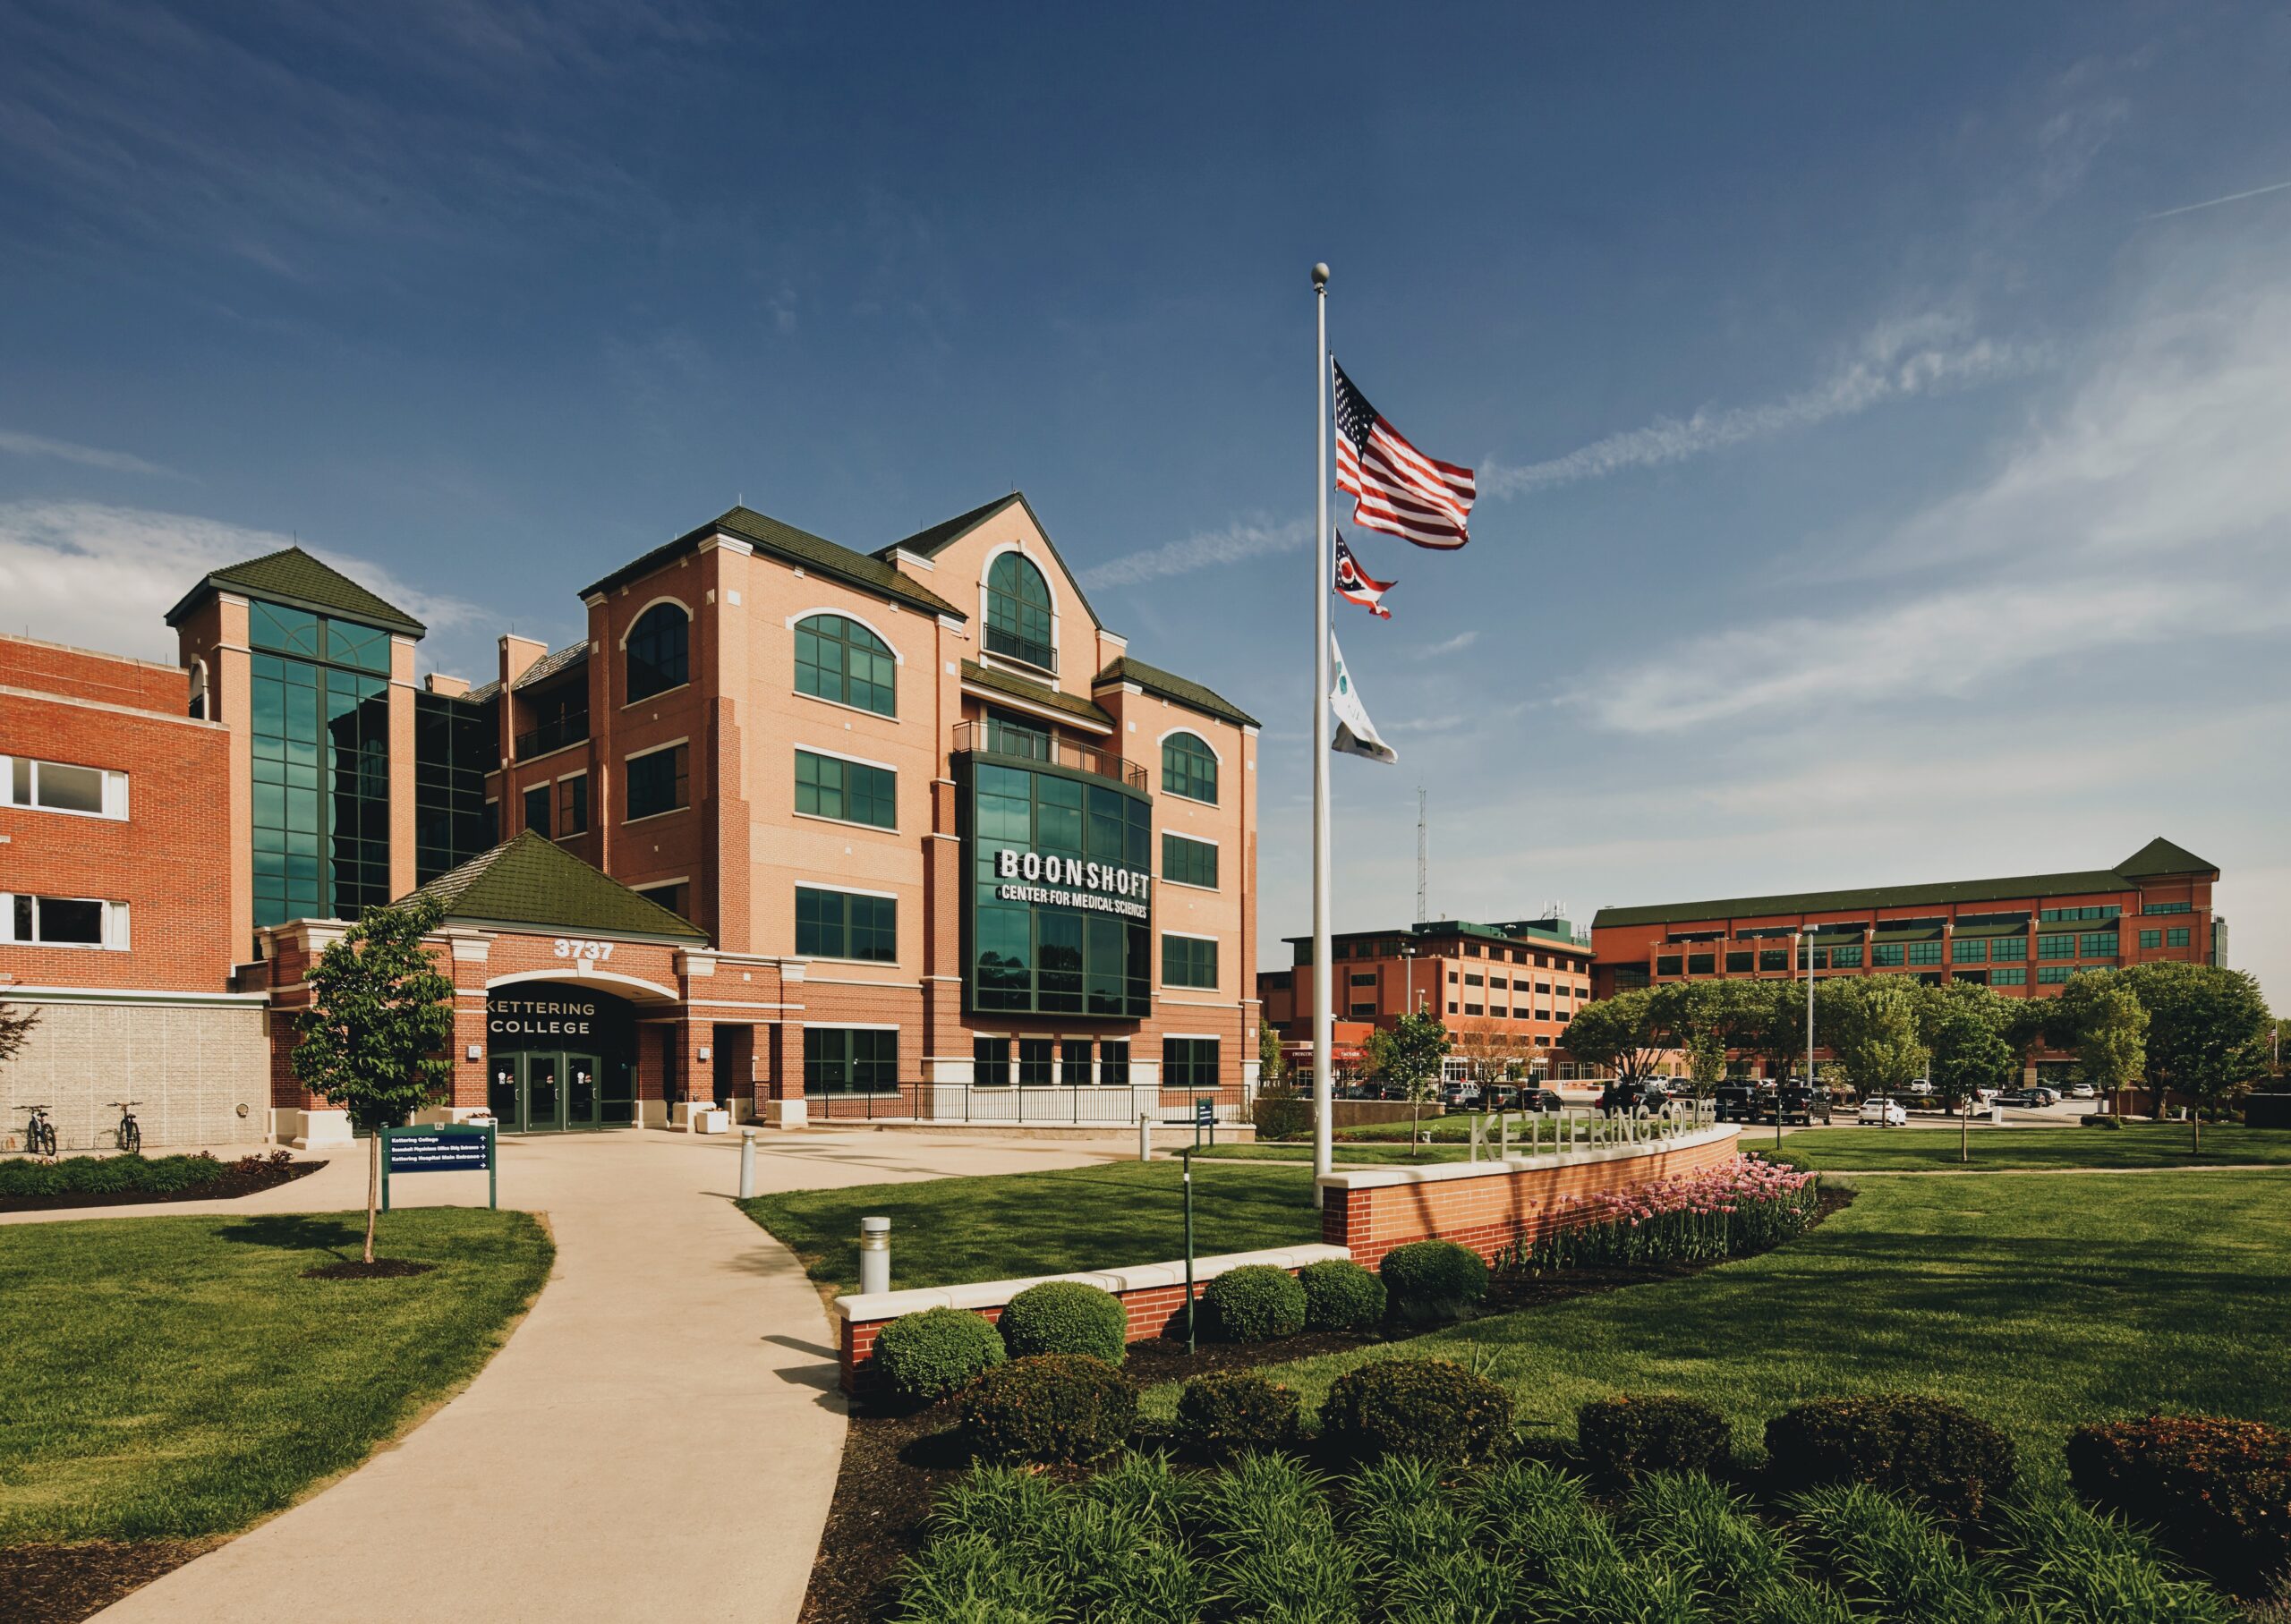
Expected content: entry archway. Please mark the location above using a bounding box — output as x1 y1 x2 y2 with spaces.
484 981 642 1132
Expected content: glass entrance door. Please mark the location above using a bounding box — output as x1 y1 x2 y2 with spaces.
524 1053 563 1132
566 1053 600 1129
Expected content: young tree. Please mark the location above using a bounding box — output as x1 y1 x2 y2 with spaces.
1819 977 1929 1101
2114 961 2272 1151
1369 1009 1452 1153
1735 978 1813 1084
1665 982 1740 1090
0 1002 37 1067
1926 990 2018 1161
294 896 456 1263
1564 988 1665 1086
1256 1019 1288 1094
2068 983 2149 1106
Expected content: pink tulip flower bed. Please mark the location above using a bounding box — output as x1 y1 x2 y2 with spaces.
1500 1153 1820 1275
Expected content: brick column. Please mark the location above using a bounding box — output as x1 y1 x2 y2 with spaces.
764 1019 806 1128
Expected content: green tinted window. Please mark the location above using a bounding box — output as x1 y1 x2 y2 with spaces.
2038 933 2076 959
2078 931 2117 957
1163 934 1218 989
1872 943 1904 966
796 887 896 962
1163 1037 1220 1089
1991 937 2026 961
804 1027 899 1093
1163 832 1218 889
985 553 1056 670
2168 927 2191 948
795 750 894 829
1990 965 2027 986
1829 944 1863 968
1953 938 1987 963
1162 732 1218 803
794 615 897 716
1906 941 1943 965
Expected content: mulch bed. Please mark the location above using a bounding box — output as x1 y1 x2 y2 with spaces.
0 1538 229 1624
0 1155 324 1214
302 1258 436 1280
799 1187 1855 1623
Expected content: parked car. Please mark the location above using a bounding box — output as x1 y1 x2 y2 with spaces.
1712 1084 1759 1123
1763 1084 1829 1126
2066 1082 2097 1101
1441 1081 1483 1110
2029 1086 2061 1107
1512 1087 1565 1113
1905 1079 1935 1097
1858 1096 1910 1127
1997 1088 2045 1108
1597 1081 1674 1118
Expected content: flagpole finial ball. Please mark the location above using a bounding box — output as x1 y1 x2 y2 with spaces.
1312 262 1329 288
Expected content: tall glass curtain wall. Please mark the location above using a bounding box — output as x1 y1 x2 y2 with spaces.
969 761 1151 1016
414 691 500 884
250 602 393 927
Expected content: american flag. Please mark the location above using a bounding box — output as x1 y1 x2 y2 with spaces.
1333 533 1394 618
1333 358 1476 549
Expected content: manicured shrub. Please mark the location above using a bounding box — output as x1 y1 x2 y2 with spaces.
2066 1414 2291 1585
1175 1372 1300 1459
1201 1264 1307 1343
1299 1259 1384 1333
1577 1394 1733 1482
873 1306 1005 1406
0 1152 226 1198
998 1280 1127 1364
2080 1112 2125 1129
1320 1358 1514 1464
958 1354 1137 1464
1377 1240 1487 1325
1252 1093 1314 1142
1764 1394 2017 1520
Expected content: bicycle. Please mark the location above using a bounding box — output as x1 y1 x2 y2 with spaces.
112 1101 143 1154
17 1104 56 1157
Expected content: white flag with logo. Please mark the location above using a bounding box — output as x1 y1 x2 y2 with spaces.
1329 632 1397 763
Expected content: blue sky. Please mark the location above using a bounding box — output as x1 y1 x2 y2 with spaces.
2 3 2286 1004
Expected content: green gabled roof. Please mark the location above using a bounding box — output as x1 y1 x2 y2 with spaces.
406 831 706 942
877 491 1108 631
165 545 424 636
1094 656 1259 730
579 506 962 621
960 659 1115 730
2116 837 2217 879
1592 852 2198 931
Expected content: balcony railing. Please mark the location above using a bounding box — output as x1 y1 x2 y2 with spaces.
515 711 589 759
953 719 1147 791
984 624 1057 673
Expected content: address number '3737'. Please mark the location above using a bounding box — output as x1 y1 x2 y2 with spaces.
553 938 616 962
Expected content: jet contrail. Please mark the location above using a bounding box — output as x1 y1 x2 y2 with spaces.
2141 177 2291 222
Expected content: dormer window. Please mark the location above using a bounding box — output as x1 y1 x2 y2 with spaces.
984 553 1054 672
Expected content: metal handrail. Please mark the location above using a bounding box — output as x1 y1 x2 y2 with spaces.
515 712 589 759
952 720 1148 791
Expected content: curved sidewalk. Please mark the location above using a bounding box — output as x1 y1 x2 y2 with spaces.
47 1127 1118 1624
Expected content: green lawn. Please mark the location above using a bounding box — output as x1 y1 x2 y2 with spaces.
1197 1142 1472 1165
1176 1170 2291 1486
739 1159 1324 1293
1765 1123 2291 1171
0 1209 553 1543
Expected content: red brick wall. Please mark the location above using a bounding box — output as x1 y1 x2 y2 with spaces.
1320 1128 1742 1270
0 640 236 994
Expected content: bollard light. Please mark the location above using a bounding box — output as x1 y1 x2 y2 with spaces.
858 1215 891 1296
738 1127 757 1200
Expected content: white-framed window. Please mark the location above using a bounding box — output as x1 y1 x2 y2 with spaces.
3 894 131 949
3 756 129 820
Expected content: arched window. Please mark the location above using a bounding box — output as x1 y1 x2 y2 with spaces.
984 552 1055 671
1162 731 1218 804
626 602 689 701
794 614 896 717
186 659 209 720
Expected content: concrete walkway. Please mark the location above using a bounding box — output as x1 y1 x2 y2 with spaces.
12 1126 1125 1624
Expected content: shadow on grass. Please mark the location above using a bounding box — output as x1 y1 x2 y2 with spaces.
217 1212 365 1259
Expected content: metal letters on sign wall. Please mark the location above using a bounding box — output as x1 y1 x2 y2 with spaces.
992 847 1152 920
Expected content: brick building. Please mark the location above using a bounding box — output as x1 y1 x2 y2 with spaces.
4 492 1262 1149
1588 839 2227 1038
1259 916 1597 1082
0 636 268 1152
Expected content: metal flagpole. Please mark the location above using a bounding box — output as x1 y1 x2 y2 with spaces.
1311 261 1334 1207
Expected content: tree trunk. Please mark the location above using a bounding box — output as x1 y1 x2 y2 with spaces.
1960 1100 1969 1164
365 1130 380 1264
2191 1109 2201 1155
1411 1093 1422 1156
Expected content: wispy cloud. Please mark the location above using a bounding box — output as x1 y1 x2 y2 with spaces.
1482 316 2041 497
0 500 498 672
1080 514 1309 590
2141 177 2291 222
1413 629 1479 658
0 429 177 478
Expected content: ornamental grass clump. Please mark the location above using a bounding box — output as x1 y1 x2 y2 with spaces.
1576 1393 1733 1483
1174 1372 1299 1459
2066 1415 2291 1588
1189 1451 1365 1620
1376 1239 1487 1326
958 1353 1137 1465
1298 1258 1384 1332
872 1306 1005 1407
1505 1152 1820 1276
1765 1393 2017 1522
1319 1357 1513 1465
1199 1263 1307 1343
997 1279 1128 1364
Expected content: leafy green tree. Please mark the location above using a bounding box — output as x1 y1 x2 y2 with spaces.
0 1002 36 1067
1366 1009 1452 1152
1564 988 1666 1086
1734 977 1814 1083
2113 961 2272 1150
1927 987 2019 1110
1256 1019 1288 1093
1819 977 1929 1101
1662 982 1745 1089
2070 983 2149 1102
293 896 456 1263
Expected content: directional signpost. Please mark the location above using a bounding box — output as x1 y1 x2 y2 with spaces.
380 1123 498 1212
